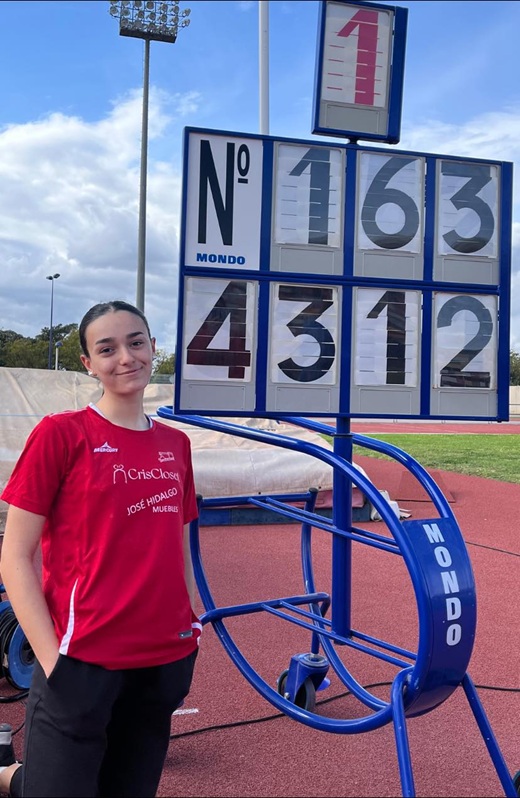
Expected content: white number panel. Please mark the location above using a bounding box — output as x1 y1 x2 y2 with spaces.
270 142 345 275
434 160 500 285
182 277 256 382
274 143 343 248
353 288 420 386
320 2 392 109
269 283 340 385
433 293 497 390
266 282 341 413
437 162 498 258
354 151 424 279
176 126 512 420
313 0 407 143
356 152 423 253
184 133 263 270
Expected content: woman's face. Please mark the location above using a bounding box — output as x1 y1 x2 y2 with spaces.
80 310 155 397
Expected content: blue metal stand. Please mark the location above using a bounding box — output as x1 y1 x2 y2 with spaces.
157 407 516 797
0 588 33 690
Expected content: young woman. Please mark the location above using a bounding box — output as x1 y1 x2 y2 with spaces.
0 300 200 797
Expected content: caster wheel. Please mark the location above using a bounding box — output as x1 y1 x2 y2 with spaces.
277 669 316 712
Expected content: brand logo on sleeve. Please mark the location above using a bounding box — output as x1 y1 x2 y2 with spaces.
93 441 119 453
158 451 175 462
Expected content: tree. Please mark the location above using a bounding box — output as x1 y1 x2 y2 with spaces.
153 349 175 377
510 350 520 386
0 329 24 366
55 327 84 372
0 323 177 373
35 323 79 343
1 324 83 371
3 337 48 369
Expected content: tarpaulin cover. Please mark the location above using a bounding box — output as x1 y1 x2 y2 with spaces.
0 368 344 510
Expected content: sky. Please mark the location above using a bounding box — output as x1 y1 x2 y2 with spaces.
0 0 519 357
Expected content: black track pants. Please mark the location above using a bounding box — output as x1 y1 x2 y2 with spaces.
11 650 198 798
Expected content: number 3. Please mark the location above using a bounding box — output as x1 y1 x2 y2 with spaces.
275 285 336 383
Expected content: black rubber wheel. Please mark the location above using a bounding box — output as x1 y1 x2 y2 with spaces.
277 669 316 712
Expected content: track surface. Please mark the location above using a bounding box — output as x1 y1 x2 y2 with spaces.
0 431 518 797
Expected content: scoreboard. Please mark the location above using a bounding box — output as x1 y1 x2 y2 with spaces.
172 0 512 422
173 129 512 420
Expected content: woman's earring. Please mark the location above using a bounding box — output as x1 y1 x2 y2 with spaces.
88 370 94 377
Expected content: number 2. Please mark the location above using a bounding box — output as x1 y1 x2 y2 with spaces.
436 295 494 388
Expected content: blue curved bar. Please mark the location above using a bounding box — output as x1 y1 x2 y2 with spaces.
158 407 472 714
158 407 450 528
157 408 516 794
283 415 455 519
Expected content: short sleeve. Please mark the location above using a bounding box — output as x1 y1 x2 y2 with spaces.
1 415 68 517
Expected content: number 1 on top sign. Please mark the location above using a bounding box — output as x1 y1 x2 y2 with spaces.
321 2 392 109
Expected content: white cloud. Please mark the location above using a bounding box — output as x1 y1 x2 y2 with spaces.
400 107 520 165
0 87 197 352
398 107 520 350
0 91 518 363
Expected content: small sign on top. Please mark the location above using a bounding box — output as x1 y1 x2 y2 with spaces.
312 0 408 143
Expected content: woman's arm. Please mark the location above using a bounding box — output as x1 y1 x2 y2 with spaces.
182 522 197 611
0 505 60 677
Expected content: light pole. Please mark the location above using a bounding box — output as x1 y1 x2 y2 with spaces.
46 273 60 370
55 340 64 371
109 0 191 312
259 1 270 135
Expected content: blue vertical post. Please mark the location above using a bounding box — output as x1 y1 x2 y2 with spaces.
331 416 353 637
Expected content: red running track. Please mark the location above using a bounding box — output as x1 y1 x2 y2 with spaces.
0 452 518 797
158 455 519 798
351 419 520 435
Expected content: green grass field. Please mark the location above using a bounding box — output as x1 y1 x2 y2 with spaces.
348 434 519 483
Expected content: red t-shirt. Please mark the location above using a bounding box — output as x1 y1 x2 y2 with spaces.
1 406 200 669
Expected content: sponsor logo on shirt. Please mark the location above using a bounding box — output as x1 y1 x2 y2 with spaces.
93 441 119 453
127 487 179 516
158 451 175 463
113 465 181 485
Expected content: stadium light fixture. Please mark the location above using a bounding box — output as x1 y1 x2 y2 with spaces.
108 1 191 311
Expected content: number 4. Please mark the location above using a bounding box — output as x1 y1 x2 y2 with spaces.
186 281 251 379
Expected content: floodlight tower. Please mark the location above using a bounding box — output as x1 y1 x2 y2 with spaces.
109 0 191 312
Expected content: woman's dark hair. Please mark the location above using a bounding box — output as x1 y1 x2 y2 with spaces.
79 300 152 356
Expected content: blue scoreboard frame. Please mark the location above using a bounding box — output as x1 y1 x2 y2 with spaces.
173 126 512 422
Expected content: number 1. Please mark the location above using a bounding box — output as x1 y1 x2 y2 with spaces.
367 290 407 384
337 8 379 105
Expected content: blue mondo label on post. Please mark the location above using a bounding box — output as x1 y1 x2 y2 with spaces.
398 518 477 717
